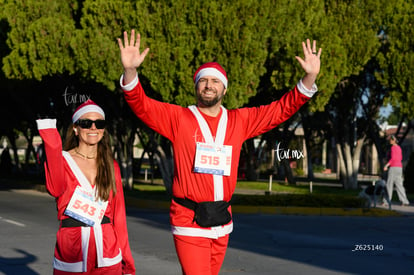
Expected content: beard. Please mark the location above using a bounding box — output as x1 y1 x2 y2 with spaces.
197 88 225 107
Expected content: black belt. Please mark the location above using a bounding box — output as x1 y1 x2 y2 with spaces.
61 216 111 228
173 196 198 211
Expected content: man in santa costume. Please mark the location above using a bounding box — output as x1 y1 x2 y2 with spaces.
117 29 321 275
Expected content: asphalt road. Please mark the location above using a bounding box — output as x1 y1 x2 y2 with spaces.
1 189 413 275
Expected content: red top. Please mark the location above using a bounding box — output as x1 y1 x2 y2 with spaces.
123 79 311 237
37 120 135 274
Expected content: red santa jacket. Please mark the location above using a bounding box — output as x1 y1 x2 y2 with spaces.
36 119 135 274
121 75 315 239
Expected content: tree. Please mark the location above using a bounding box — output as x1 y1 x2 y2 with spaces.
2 0 78 80
1 0 92 175
316 0 411 189
240 0 326 182
376 0 414 145
114 0 276 187
1 0 277 189
257 0 398 189
306 0 387 189
2 0 411 192
375 0 414 189
377 0 414 118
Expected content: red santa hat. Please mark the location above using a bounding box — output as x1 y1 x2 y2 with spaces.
193 62 228 88
72 99 105 123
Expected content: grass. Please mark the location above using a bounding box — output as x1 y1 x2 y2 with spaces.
124 180 171 201
133 182 166 192
3 174 410 209
231 180 360 196
132 179 351 193
126 179 364 206
127 178 413 209
232 181 364 207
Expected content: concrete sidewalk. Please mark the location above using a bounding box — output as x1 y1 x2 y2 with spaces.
377 202 414 216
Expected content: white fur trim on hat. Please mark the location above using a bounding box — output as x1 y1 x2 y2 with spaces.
72 102 105 123
195 68 228 88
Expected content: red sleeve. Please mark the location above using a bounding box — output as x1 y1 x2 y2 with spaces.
238 86 310 139
123 81 183 142
112 162 136 275
36 119 66 198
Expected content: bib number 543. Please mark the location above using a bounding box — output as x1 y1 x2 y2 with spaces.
72 199 104 220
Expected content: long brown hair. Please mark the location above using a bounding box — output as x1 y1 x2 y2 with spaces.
63 126 116 201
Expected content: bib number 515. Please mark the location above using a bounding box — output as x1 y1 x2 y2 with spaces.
200 155 219 166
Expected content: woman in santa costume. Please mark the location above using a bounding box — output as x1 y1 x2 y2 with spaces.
36 100 135 274
117 29 321 275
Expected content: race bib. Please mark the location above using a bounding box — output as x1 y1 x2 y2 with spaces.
64 186 108 226
194 142 232 176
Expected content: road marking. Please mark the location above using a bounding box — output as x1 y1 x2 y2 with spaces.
0 216 26 227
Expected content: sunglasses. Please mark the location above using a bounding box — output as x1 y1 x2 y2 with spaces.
75 119 106 129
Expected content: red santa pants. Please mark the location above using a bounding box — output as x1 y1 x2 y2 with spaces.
173 234 229 275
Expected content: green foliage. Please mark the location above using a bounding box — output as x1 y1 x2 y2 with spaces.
268 0 325 91
385 106 402 125
2 1 414 187
2 0 409 114
134 0 272 108
2 0 78 80
2 0 275 108
72 0 138 90
312 164 326 173
311 0 382 111
376 0 414 118
294 168 305 176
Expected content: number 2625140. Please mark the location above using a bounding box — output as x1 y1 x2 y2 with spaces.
352 244 383 252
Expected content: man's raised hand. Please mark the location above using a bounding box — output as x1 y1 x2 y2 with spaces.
295 39 321 77
295 39 322 90
117 29 149 72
